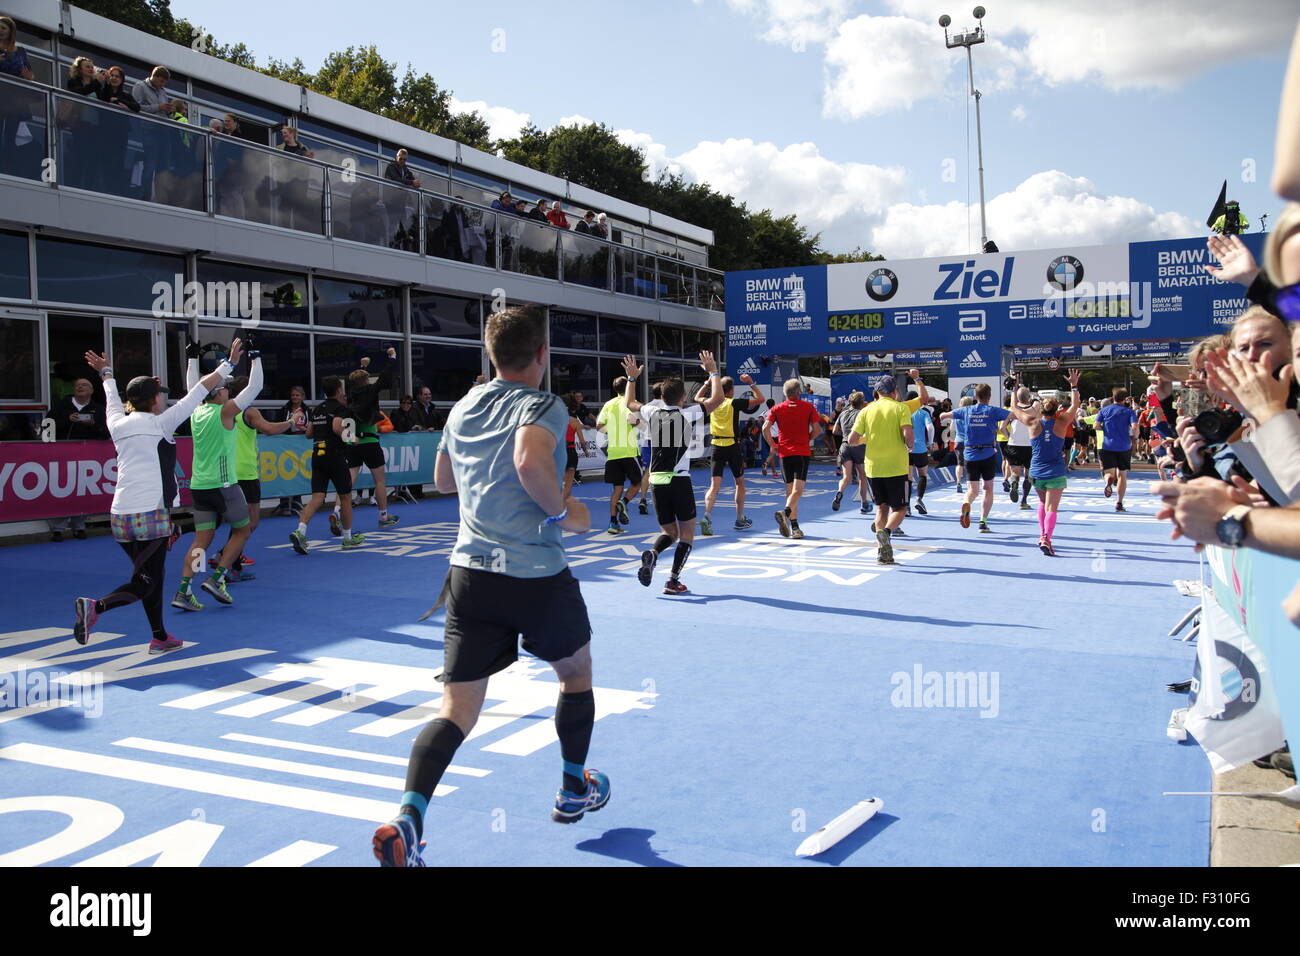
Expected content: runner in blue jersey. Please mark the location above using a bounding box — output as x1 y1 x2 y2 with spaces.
1096 387 1140 512
940 383 1010 533
950 395 974 494
907 400 935 516
1005 369 1082 556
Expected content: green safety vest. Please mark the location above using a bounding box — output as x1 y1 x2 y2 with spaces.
191 402 236 490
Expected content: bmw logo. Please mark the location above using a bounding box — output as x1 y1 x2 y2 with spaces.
1047 255 1084 291
865 268 898 302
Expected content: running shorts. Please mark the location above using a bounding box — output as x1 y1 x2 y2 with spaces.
965 456 999 483
955 441 965 463
639 445 652 467
1062 437 1074 454
839 443 865 465
604 456 642 486
311 449 353 495
565 446 579 472
1004 445 1032 468
442 566 592 683
652 474 697 525
781 455 811 483
1035 475 1068 491
908 452 929 469
345 442 385 471
191 485 249 531
1099 449 1132 472
238 478 261 505
711 443 744 479
868 474 907 509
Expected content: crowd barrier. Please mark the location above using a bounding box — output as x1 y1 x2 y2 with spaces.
1186 545 1300 773
0 432 441 523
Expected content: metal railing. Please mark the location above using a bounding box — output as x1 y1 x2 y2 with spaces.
1 74 725 311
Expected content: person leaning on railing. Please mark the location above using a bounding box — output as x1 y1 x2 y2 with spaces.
547 201 570 229
0 15 34 80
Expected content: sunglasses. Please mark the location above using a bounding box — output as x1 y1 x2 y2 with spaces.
1274 281 1300 322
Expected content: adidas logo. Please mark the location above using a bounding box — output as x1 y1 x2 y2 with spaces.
736 356 761 376
959 350 985 369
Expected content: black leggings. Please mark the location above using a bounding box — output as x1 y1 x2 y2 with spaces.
100 538 169 639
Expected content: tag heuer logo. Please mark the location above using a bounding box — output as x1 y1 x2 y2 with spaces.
865 268 898 302
1047 255 1084 292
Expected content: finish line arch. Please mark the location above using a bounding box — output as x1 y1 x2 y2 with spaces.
724 233 1267 402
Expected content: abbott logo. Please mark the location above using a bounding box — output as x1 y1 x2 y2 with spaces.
959 349 986 369
50 886 152 936
958 309 986 333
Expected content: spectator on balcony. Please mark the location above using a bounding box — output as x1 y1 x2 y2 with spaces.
94 66 140 195
575 210 596 234
46 377 108 542
96 66 139 112
0 16 35 80
221 113 241 137
530 199 549 222
592 213 609 240
513 198 531 218
491 189 513 213
65 56 105 97
384 148 422 188
207 118 222 132
131 66 175 117
62 57 109 192
278 124 314 158
389 394 419 433
547 201 570 229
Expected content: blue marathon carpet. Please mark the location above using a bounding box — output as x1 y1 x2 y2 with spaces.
0 464 1209 866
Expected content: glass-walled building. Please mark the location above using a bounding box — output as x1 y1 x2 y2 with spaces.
0 0 724 425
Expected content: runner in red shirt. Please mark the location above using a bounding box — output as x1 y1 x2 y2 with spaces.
761 379 822 539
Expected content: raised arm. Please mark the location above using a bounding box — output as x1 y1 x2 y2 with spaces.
908 368 928 407
229 354 264 417
741 373 765 407
698 351 724 414
1055 369 1082 438
621 355 644 412
161 339 244 433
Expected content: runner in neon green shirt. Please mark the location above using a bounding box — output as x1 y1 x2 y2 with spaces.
596 376 644 535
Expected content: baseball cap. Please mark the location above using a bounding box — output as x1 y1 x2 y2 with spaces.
874 374 897 394
124 376 168 404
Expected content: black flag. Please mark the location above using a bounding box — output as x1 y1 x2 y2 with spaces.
1206 179 1227 228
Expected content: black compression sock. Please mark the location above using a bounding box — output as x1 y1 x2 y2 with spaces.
653 533 673 554
918 475 927 500
556 689 595 793
401 717 465 838
671 541 692 576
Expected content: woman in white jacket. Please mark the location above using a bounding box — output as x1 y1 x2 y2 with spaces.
74 340 243 652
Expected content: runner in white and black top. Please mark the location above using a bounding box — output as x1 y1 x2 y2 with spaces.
623 351 724 595
73 343 241 653
1005 384 1037 510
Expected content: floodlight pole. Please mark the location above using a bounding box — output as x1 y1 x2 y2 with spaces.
942 12 990 253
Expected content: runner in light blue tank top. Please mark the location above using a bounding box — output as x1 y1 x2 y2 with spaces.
1005 369 1082 556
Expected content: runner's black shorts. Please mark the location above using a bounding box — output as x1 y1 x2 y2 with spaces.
868 474 907 509
312 446 353 495
237 478 261 505
908 452 929 469
781 454 810 483
1005 444 1032 468
839 443 865 465
442 566 591 683
652 474 697 524
711 442 744 478
345 442 385 471
964 454 999 482
1100 449 1133 471
604 455 642 486
955 441 965 463
1062 436 1074 453
191 484 249 531
565 446 579 471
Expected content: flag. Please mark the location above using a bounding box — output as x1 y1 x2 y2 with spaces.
1206 180 1228 228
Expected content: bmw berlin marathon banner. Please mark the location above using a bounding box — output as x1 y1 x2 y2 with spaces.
724 233 1268 399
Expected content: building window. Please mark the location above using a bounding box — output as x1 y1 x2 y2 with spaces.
411 342 481 402
550 311 598 351
197 260 308 324
0 313 40 404
36 238 184 312
0 232 30 300
313 279 400 333
599 318 640 355
411 291 481 340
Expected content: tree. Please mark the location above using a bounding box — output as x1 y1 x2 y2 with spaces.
813 247 884 265
498 123 650 204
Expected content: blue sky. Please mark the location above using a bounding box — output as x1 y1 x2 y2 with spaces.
176 0 1296 257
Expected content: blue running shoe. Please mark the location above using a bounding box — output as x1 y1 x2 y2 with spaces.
372 815 426 867
552 769 611 823
733 516 753 531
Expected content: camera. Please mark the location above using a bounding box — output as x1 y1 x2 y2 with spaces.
1194 407 1243 445
1003 374 1017 391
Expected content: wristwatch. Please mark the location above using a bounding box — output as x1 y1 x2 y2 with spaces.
1215 504 1251 549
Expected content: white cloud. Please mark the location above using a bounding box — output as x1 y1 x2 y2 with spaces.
1010 104 1027 122
555 114 595 128
868 170 1200 259
723 0 856 49
448 97 531 141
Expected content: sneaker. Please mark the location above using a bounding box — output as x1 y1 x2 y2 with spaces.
615 498 630 526
774 510 791 538
1115 502 1126 513
637 550 658 587
227 567 255 583
607 523 624 536
892 527 906 537
859 504 871 515
148 634 184 655
552 769 611 823
979 520 991 533
915 501 928 516
201 575 233 606
378 514 400 528
373 815 426 867
1042 538 1056 557
1103 476 1114 498
700 514 713 536
171 588 203 612
1038 536 1051 556
238 553 254 567
1009 480 1019 503
662 579 689 595
734 516 753 531
289 529 309 555
1002 479 1010 493
876 529 894 565
905 505 913 517
1019 500 1032 511
341 533 365 550
73 597 98 645
956 483 964 494
328 511 342 536
638 500 648 515
832 491 843 511
960 502 971 529
791 523 804 539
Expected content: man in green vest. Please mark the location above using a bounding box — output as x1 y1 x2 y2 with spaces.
174 338 264 610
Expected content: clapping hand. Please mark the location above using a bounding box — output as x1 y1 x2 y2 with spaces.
1203 234 1260 286
699 351 718 375
1202 348 1293 424
621 354 643 380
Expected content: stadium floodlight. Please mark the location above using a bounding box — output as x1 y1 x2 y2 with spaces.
940 8 991 253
